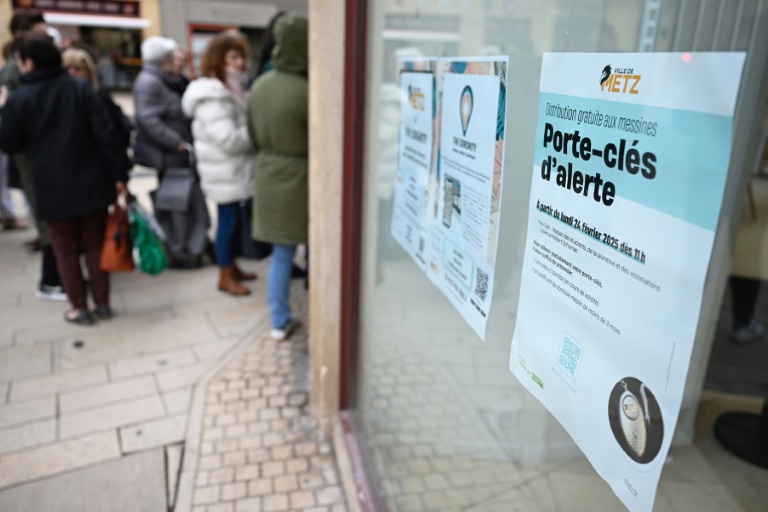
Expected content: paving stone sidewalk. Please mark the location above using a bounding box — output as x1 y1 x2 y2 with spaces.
0 174 271 504
178 294 349 512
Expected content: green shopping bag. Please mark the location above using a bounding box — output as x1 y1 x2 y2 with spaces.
129 198 169 276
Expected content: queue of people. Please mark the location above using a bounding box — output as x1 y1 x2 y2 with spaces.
0 10 309 340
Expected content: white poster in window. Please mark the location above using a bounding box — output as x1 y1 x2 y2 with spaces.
426 57 509 340
509 53 745 511
391 58 437 270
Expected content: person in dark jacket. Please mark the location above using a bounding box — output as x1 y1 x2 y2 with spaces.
0 33 128 325
63 48 133 173
132 36 192 173
0 10 65 298
0 42 26 231
0 40 26 231
253 12 285 80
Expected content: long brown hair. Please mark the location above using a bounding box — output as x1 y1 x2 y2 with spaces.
200 30 249 83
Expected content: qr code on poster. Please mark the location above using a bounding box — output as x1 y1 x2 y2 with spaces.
474 267 489 301
558 335 583 380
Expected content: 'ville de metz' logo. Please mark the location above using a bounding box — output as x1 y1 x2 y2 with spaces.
600 64 641 95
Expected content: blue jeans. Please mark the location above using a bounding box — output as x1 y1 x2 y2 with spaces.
268 244 296 329
215 202 239 267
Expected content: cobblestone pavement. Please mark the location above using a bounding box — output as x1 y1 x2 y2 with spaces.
178 293 348 512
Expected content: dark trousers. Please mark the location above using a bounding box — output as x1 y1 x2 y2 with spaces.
41 245 62 288
17 153 52 245
730 276 761 327
48 210 109 310
17 153 62 288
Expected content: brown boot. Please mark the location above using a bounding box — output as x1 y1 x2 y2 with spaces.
218 266 251 296
2 218 28 231
232 261 257 282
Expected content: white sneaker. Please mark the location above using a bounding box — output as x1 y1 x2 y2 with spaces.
270 319 300 341
36 285 68 302
731 320 764 344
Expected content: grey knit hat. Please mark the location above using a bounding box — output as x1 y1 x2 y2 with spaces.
141 36 177 65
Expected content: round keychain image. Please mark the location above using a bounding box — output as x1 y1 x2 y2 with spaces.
608 377 664 464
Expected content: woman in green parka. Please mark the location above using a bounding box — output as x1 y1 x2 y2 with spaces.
247 14 308 340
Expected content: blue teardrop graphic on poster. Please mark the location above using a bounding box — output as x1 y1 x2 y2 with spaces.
460 85 473 136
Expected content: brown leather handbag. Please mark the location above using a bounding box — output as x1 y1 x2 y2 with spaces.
100 190 135 272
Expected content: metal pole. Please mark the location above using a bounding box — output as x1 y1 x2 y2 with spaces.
730 0 746 50
711 0 727 50
672 0 688 50
692 0 708 51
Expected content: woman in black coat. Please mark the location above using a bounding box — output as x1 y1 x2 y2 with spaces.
0 33 127 325
63 48 132 172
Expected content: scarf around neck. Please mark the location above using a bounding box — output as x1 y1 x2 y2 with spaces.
145 63 188 96
225 67 247 108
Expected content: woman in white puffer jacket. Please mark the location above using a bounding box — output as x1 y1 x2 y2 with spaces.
182 31 256 296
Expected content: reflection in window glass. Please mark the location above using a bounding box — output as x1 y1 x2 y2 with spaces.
356 1 768 511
